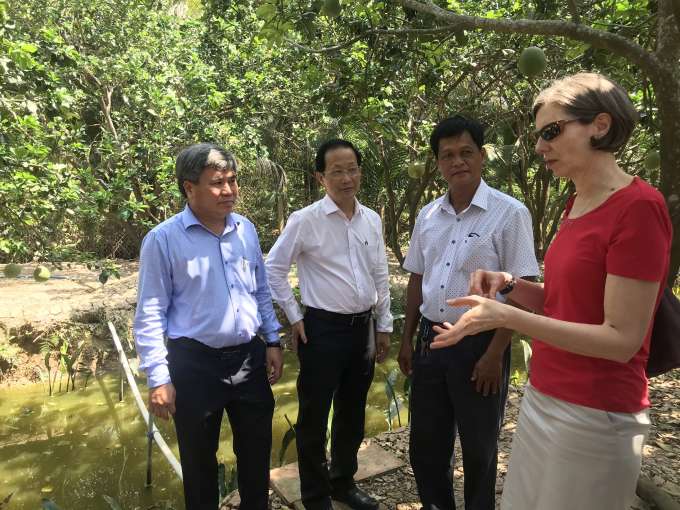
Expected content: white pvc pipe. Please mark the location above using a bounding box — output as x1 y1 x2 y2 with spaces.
107 321 183 481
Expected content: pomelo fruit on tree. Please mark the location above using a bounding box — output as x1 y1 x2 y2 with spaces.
33 265 50 283
518 47 547 78
3 263 21 278
407 162 426 179
321 0 341 17
644 151 660 171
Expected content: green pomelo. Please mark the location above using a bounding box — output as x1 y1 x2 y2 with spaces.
321 0 341 17
3 263 21 278
33 265 51 283
407 162 426 179
454 31 468 46
644 151 660 171
518 47 547 78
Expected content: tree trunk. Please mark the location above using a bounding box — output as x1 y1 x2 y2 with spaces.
377 139 405 265
653 79 680 285
653 0 680 285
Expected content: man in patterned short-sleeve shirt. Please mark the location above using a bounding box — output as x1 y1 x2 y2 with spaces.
398 116 539 510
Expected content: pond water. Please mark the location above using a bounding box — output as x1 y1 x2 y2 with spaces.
0 333 529 510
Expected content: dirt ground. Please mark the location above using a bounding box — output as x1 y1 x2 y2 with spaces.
219 370 680 510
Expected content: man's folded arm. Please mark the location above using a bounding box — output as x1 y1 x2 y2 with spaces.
265 213 305 325
133 232 174 388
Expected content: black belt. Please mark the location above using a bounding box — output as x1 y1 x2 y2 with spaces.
306 306 373 326
170 336 251 360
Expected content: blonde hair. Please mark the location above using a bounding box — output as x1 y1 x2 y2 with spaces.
532 73 637 153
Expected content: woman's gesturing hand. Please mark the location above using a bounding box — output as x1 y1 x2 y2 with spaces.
431 296 508 348
468 270 512 300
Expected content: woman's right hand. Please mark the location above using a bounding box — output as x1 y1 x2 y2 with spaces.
468 270 513 300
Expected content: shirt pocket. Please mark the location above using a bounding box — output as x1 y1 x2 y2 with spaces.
236 259 258 294
361 244 380 273
458 237 497 275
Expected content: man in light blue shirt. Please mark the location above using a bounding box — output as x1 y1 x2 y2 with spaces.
133 143 283 510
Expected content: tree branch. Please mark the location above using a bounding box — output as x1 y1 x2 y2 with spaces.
671 0 680 28
566 0 582 24
284 25 464 54
393 0 657 74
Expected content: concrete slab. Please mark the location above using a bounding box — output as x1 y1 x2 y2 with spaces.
271 442 405 506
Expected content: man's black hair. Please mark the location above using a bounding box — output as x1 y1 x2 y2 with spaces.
429 116 485 158
175 143 238 198
315 139 362 174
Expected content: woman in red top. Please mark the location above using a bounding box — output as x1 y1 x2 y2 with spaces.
430 73 672 510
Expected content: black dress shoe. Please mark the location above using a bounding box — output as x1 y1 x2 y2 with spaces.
331 488 379 510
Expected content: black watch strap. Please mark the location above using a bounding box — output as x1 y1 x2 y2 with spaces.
266 341 282 349
499 275 516 295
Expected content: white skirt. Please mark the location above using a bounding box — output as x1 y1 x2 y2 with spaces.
501 382 650 510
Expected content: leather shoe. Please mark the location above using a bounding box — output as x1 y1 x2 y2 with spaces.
331 488 379 510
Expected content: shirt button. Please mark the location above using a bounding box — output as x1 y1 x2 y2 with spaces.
456 218 461 222
441 285 444 289
231 285 234 289
238 332 243 336
446 262 450 266
452 240 455 244
236 309 240 313
440 308 444 312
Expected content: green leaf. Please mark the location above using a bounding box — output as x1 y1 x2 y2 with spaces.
35 364 48 382
227 465 238 494
128 358 140 377
656 441 674 452
521 339 532 378
218 463 228 499
102 495 122 510
21 43 38 53
279 418 297 466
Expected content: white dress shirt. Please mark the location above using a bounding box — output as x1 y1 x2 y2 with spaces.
266 194 393 333
404 179 540 324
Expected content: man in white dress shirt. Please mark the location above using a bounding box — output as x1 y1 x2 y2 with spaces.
398 117 539 510
266 139 392 510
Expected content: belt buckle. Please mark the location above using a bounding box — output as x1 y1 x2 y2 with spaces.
220 350 239 360
351 313 366 326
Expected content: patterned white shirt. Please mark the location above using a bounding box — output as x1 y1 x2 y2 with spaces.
404 179 540 324
266 194 393 332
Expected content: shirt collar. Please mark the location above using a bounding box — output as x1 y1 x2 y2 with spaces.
322 194 361 217
441 178 489 215
181 203 236 234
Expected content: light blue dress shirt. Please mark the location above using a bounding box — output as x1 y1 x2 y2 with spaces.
133 205 282 388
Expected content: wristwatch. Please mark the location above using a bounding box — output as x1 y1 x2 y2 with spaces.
499 275 516 295
266 341 282 349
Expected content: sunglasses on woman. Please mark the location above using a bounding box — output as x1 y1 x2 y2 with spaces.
534 117 581 142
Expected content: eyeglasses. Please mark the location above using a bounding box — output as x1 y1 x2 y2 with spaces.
326 168 361 179
534 117 581 142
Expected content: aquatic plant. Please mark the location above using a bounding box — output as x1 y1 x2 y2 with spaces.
0 489 17 507
278 414 297 466
218 463 238 498
382 369 403 430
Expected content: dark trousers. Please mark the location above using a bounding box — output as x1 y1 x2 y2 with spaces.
167 337 275 510
296 313 376 510
410 317 510 510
